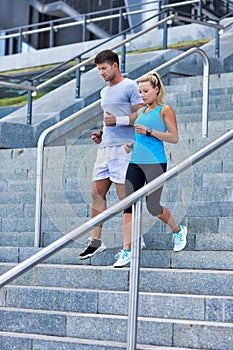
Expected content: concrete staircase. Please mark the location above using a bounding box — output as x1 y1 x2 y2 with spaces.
0 73 232 349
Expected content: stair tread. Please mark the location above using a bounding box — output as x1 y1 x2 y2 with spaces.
0 330 203 350
1 306 233 325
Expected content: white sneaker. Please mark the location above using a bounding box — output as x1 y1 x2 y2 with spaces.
113 249 131 268
114 236 145 261
172 225 187 252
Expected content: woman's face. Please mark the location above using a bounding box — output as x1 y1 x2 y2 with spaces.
139 81 159 105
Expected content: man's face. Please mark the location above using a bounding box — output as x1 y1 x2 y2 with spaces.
96 62 117 82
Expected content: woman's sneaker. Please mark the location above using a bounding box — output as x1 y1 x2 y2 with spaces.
172 225 187 252
113 249 131 268
79 238 106 260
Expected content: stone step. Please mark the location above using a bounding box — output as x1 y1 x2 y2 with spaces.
0 246 232 270
1 285 232 323
0 307 232 349
0 264 232 296
167 88 233 102
168 72 233 88
0 168 231 206
0 331 210 350
0 132 231 179
0 200 231 234
0 233 34 247
0 179 231 220
0 214 232 249
169 94 232 110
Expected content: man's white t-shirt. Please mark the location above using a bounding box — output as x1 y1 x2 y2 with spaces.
100 78 143 148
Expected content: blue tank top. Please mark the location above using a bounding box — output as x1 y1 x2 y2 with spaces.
130 105 167 164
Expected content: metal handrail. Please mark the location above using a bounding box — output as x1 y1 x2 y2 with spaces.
162 0 199 9
0 1 158 43
34 46 209 247
33 13 173 93
0 81 36 92
34 13 221 94
0 0 200 44
0 129 232 350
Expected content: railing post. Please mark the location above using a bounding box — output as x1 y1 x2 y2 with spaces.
202 52 209 138
198 0 203 20
82 14 86 42
34 136 45 247
75 56 81 99
118 8 126 74
215 21 220 58
118 7 123 34
18 27 23 53
158 0 162 22
49 21 54 48
163 11 168 50
121 33 126 74
27 82 33 124
127 199 142 350
9 36 14 55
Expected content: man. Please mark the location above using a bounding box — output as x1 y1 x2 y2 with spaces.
79 49 144 260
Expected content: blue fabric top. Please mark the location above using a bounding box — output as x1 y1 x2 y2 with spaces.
130 105 167 164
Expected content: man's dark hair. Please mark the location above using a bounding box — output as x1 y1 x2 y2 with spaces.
94 49 119 67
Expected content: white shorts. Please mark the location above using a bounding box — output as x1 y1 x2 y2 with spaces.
92 145 131 184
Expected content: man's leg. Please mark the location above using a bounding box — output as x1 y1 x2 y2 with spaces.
79 178 111 260
91 178 112 239
115 183 125 201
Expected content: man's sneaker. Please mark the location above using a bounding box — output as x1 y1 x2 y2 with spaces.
172 225 187 252
113 249 131 268
79 238 106 260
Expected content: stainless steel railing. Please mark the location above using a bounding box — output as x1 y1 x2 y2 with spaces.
0 128 232 349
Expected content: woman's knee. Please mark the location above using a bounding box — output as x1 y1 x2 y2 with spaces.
146 199 163 216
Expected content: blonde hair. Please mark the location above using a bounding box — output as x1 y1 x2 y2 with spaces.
139 72 166 105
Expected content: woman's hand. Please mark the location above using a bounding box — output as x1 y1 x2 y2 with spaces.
135 124 147 134
124 142 134 153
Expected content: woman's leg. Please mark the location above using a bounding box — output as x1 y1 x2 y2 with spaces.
123 164 146 250
123 213 132 250
157 207 179 232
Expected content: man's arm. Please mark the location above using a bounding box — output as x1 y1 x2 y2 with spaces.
128 103 144 125
104 103 144 126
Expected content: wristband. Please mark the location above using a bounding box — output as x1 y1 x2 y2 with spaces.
115 116 129 126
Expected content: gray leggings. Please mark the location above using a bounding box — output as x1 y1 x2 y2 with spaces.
124 163 167 216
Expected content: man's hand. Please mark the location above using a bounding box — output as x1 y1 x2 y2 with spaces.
91 131 102 144
104 112 116 126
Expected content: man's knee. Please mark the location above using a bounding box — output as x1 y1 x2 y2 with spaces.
91 185 105 201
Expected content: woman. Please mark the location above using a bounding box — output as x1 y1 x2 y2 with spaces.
114 72 187 267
